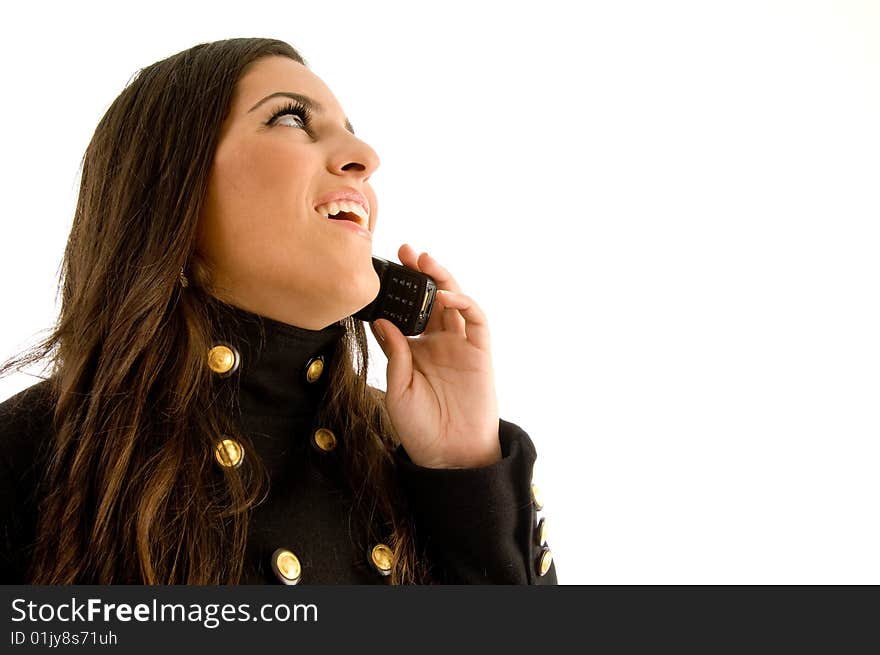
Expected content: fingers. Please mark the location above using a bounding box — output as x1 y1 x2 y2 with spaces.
435 289 491 351
397 243 420 269
398 244 465 334
398 244 462 294
417 250 466 333
417 250 463 295
370 318 415 397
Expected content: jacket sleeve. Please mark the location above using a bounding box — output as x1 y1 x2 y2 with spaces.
393 417 558 584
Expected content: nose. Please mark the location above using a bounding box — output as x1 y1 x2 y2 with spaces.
328 134 380 180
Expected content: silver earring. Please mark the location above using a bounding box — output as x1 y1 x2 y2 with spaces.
179 267 189 288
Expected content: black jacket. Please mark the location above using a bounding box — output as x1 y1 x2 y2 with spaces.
0 302 557 585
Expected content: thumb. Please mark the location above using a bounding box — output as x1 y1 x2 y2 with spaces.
370 319 413 397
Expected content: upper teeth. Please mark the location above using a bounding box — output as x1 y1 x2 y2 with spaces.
315 200 369 227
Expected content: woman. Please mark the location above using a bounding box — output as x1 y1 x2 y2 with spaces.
0 37 556 585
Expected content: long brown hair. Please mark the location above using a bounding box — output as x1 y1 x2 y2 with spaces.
0 37 432 584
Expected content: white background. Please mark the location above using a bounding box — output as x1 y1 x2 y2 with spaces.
1 0 878 584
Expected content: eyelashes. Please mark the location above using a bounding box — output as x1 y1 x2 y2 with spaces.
266 100 313 129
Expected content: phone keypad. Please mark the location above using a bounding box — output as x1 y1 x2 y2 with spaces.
382 275 423 326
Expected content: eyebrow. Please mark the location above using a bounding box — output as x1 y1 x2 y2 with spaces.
248 91 355 135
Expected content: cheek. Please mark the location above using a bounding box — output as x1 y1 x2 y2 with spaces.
220 136 311 207
202 136 316 253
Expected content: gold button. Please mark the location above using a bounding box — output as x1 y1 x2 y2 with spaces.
207 344 239 376
536 517 548 546
312 427 338 452
531 483 544 511
271 548 302 585
214 438 244 468
369 543 393 576
537 546 553 577
305 356 325 383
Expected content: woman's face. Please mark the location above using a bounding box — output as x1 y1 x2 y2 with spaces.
197 55 381 329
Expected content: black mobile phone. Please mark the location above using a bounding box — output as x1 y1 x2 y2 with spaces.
353 256 438 336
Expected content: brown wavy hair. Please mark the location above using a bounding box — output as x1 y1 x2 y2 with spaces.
0 37 432 584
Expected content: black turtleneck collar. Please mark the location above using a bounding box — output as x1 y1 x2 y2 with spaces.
211 301 347 421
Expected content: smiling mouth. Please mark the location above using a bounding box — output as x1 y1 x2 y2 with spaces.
318 210 371 238
314 200 370 231
327 211 361 224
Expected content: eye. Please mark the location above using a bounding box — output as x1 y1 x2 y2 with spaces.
267 100 313 129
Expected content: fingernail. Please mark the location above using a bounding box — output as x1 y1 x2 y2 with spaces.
373 321 385 342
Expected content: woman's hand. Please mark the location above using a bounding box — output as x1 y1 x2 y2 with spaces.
369 244 501 469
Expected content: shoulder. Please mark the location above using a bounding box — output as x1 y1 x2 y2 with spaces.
0 378 55 582
0 377 56 436
0 377 55 417
0 378 56 484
